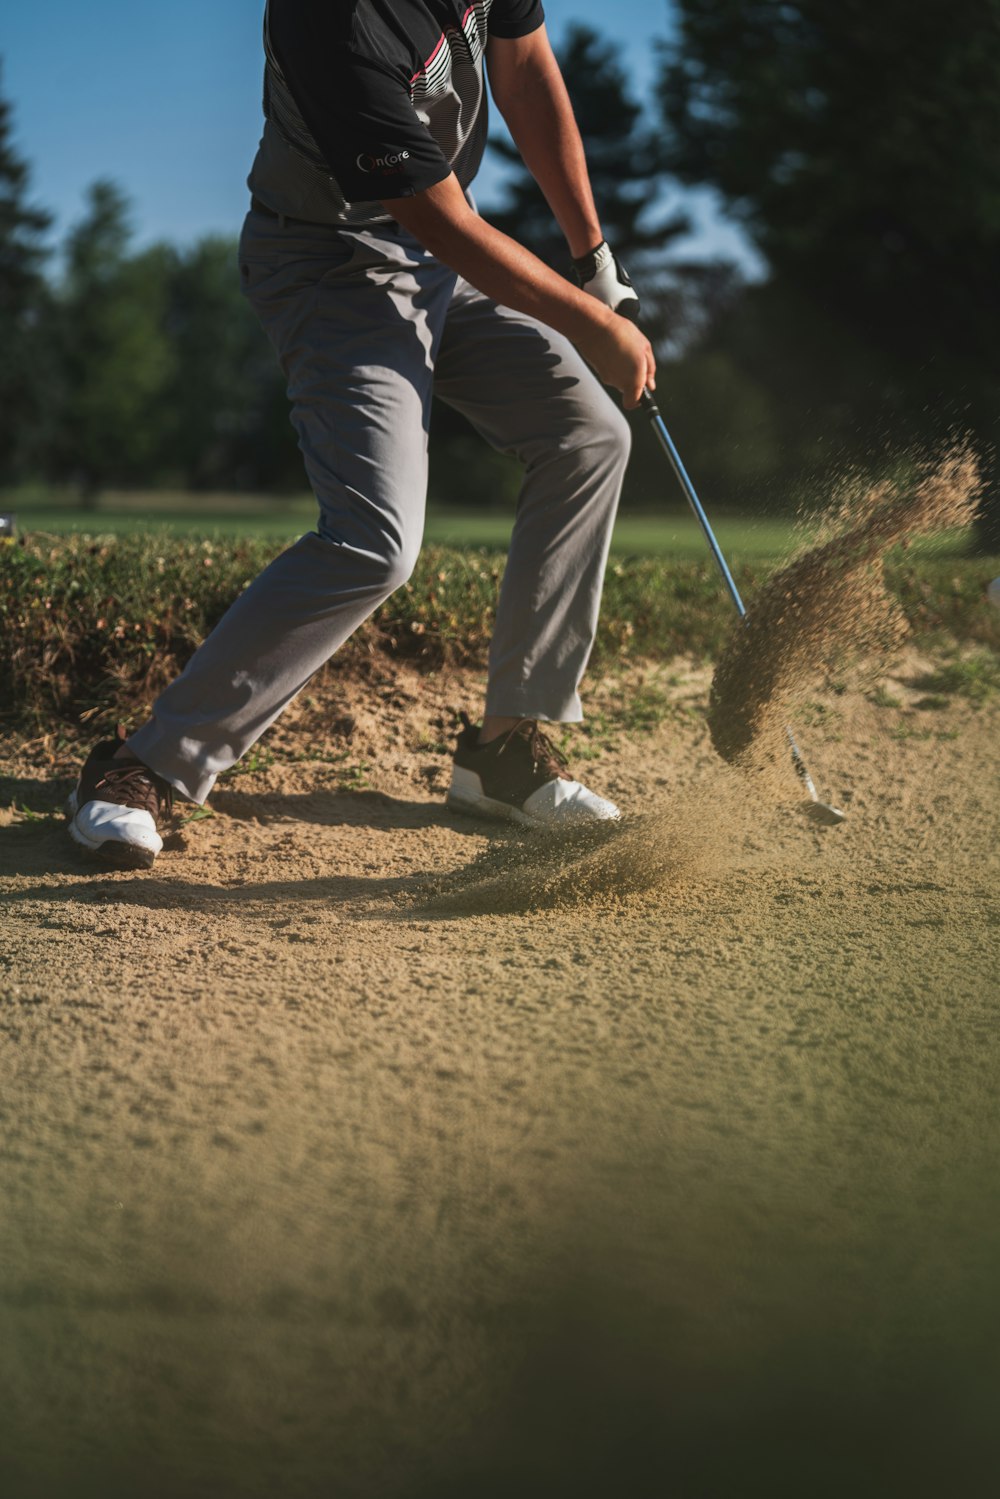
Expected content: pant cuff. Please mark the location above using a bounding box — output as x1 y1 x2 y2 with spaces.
482 688 583 723
126 723 222 806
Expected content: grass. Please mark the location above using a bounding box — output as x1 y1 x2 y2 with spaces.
865 649 999 727
792 700 844 733
3 486 800 560
910 650 1000 704
221 745 275 779
870 685 904 709
1 527 997 732
428 509 799 560
0 486 982 562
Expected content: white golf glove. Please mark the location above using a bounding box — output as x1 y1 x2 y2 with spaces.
571 241 640 323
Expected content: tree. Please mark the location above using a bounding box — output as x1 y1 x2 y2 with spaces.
0 64 51 482
48 181 176 505
659 0 1000 545
163 236 298 491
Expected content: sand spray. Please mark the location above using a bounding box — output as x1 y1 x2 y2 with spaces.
423 447 982 917
708 446 981 775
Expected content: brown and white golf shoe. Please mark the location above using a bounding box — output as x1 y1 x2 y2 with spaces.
446 713 621 827
67 726 174 869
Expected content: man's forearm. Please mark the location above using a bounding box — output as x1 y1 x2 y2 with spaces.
380 174 654 406
486 28 603 259
381 176 612 349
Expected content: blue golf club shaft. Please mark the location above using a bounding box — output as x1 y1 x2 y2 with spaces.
640 389 826 805
641 391 748 619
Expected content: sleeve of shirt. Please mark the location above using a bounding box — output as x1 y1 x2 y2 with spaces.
488 1 546 40
268 11 452 202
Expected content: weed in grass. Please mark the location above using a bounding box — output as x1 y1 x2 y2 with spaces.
793 701 843 730
889 721 934 742
333 762 371 791
910 650 1000 704
10 802 59 823
413 733 451 755
221 747 275 780
2 532 999 731
870 686 904 709
558 727 606 763
914 695 951 712
615 684 678 734
290 746 342 765
560 683 693 761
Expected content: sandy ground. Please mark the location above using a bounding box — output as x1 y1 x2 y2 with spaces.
1 654 999 1499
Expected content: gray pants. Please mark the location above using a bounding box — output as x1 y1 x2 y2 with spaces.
130 210 631 804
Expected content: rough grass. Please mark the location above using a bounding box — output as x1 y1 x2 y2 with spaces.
911 650 1000 703
1 532 997 731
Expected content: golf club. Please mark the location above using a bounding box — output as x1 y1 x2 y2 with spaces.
641 389 846 826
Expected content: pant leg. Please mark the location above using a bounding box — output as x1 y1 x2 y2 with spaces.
432 283 631 723
128 212 456 803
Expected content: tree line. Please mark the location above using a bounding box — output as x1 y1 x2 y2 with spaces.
1 4 997 546
1 164 300 503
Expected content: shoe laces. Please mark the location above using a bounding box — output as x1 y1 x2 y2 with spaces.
498 720 571 781
95 760 173 819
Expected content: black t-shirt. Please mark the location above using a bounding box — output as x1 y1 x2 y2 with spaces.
249 0 545 226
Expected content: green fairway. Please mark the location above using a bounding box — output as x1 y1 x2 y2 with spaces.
1 487 977 563
428 507 807 559
2 486 798 559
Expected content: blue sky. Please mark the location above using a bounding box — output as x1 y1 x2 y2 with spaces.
3 0 756 267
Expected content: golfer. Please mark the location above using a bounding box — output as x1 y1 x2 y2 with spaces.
68 0 656 869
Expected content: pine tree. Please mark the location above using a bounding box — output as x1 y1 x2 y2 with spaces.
0 65 52 481
49 180 176 505
659 0 1000 546
163 236 298 490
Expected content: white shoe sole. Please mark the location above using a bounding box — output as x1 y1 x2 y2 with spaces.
66 790 161 870
445 786 541 828
446 765 621 828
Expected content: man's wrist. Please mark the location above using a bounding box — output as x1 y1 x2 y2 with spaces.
571 240 641 322
565 294 616 348
567 227 605 260
572 241 613 280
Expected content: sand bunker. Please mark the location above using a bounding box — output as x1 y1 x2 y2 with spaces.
707 447 982 773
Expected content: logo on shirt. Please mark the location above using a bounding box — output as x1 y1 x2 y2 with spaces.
356 149 411 173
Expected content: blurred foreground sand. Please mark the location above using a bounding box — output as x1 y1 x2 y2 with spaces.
1 657 998 1498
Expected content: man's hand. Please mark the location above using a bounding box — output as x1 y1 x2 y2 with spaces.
575 307 655 410
573 242 653 406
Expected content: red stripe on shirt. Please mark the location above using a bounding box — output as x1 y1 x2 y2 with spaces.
410 4 478 85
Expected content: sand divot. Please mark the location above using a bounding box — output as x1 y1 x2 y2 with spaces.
708 446 982 780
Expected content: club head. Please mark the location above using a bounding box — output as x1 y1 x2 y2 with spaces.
802 799 847 826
